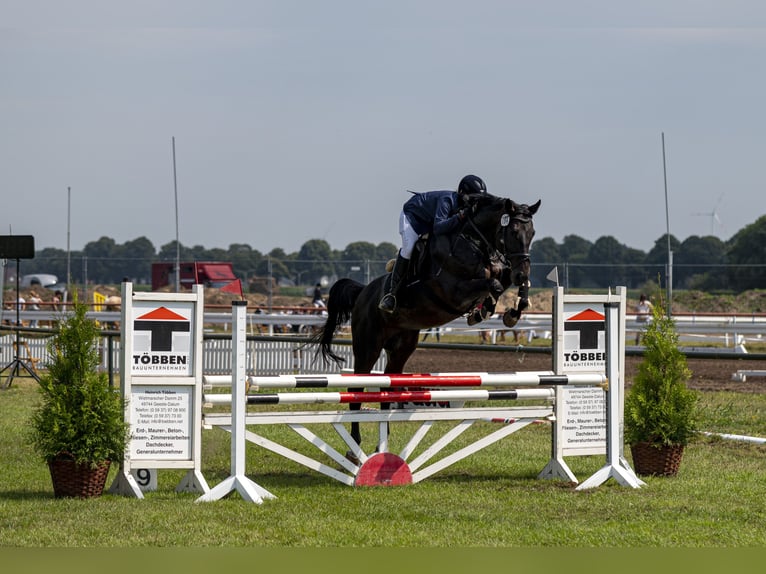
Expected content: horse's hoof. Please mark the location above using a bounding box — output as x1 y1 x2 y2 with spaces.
467 308 483 326
503 310 520 328
345 450 361 466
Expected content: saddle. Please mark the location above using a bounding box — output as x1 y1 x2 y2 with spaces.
385 235 432 284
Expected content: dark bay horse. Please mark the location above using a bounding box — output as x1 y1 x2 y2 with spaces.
313 193 540 447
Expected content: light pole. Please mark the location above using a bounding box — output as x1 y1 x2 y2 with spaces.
66 186 71 299
662 132 673 316
172 136 180 292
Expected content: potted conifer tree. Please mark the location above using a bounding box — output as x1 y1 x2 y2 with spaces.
624 297 700 476
30 296 129 497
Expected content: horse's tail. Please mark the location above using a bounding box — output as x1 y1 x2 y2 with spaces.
311 278 365 367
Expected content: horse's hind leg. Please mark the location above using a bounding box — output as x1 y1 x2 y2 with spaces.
348 343 384 454
382 331 420 374
375 331 420 452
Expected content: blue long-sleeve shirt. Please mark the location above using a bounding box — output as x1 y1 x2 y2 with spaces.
402 190 463 236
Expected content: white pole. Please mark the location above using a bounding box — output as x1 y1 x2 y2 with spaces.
66 186 71 299
662 132 673 316
172 137 180 293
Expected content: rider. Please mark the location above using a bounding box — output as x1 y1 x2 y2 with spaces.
378 174 487 314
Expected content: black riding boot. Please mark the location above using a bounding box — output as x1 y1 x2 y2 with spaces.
378 254 408 313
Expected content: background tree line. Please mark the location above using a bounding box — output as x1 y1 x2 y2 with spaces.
11 214 766 293
19 237 399 292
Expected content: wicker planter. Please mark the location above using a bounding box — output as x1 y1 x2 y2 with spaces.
630 442 685 477
48 454 111 498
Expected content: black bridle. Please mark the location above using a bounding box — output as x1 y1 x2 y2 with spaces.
460 208 534 280
426 200 536 317
500 212 534 280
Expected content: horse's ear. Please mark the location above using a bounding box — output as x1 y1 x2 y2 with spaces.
508 198 541 216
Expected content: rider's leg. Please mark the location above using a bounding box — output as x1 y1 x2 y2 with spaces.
378 252 409 313
379 212 417 313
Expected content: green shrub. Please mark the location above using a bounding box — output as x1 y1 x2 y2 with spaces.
624 299 700 446
29 298 129 467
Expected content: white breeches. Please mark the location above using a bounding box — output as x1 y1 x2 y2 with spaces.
398 211 419 260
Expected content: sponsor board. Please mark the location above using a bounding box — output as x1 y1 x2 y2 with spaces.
540 286 626 483
109 284 209 498
130 303 193 376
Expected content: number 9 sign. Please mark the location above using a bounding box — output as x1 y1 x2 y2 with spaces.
131 468 157 491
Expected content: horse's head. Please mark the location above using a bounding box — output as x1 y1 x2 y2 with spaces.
500 199 540 287
465 194 540 286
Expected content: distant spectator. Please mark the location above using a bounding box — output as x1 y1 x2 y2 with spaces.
312 283 325 308
421 327 441 342
27 291 42 327
635 294 654 344
49 290 63 327
52 291 63 312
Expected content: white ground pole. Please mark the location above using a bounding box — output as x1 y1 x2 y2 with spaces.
700 432 766 445
196 301 276 503
576 301 644 490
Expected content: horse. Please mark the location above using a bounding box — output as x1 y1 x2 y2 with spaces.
312 193 540 449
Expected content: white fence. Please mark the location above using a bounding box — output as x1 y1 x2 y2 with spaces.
0 331 384 377
2 309 765 377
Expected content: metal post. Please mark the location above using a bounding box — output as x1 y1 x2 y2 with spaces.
66 186 71 295
662 132 673 316
172 137 180 293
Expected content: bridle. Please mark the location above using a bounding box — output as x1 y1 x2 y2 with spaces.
459 205 534 280
500 211 534 280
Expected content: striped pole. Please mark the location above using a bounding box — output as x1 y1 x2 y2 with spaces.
242 372 607 390
204 388 556 406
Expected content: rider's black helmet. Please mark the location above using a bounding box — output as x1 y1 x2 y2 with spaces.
458 174 487 195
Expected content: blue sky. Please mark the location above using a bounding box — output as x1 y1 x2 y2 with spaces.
3 1 765 255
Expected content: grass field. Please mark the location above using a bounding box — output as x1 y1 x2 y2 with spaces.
1 375 765 549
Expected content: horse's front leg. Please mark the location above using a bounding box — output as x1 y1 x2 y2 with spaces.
466 262 509 325
502 279 530 328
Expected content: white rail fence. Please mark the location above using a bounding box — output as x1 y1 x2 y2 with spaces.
0 332 384 377
2 310 765 377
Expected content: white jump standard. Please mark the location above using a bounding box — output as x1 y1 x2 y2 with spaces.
197 301 276 503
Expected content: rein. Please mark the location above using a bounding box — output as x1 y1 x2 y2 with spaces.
461 211 532 273
464 217 506 266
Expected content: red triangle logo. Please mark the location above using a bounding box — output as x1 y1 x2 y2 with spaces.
567 308 604 321
136 307 188 321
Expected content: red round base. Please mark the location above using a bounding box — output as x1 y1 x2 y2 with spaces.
354 452 413 487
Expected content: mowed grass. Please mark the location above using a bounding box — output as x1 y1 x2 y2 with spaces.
1 376 765 548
